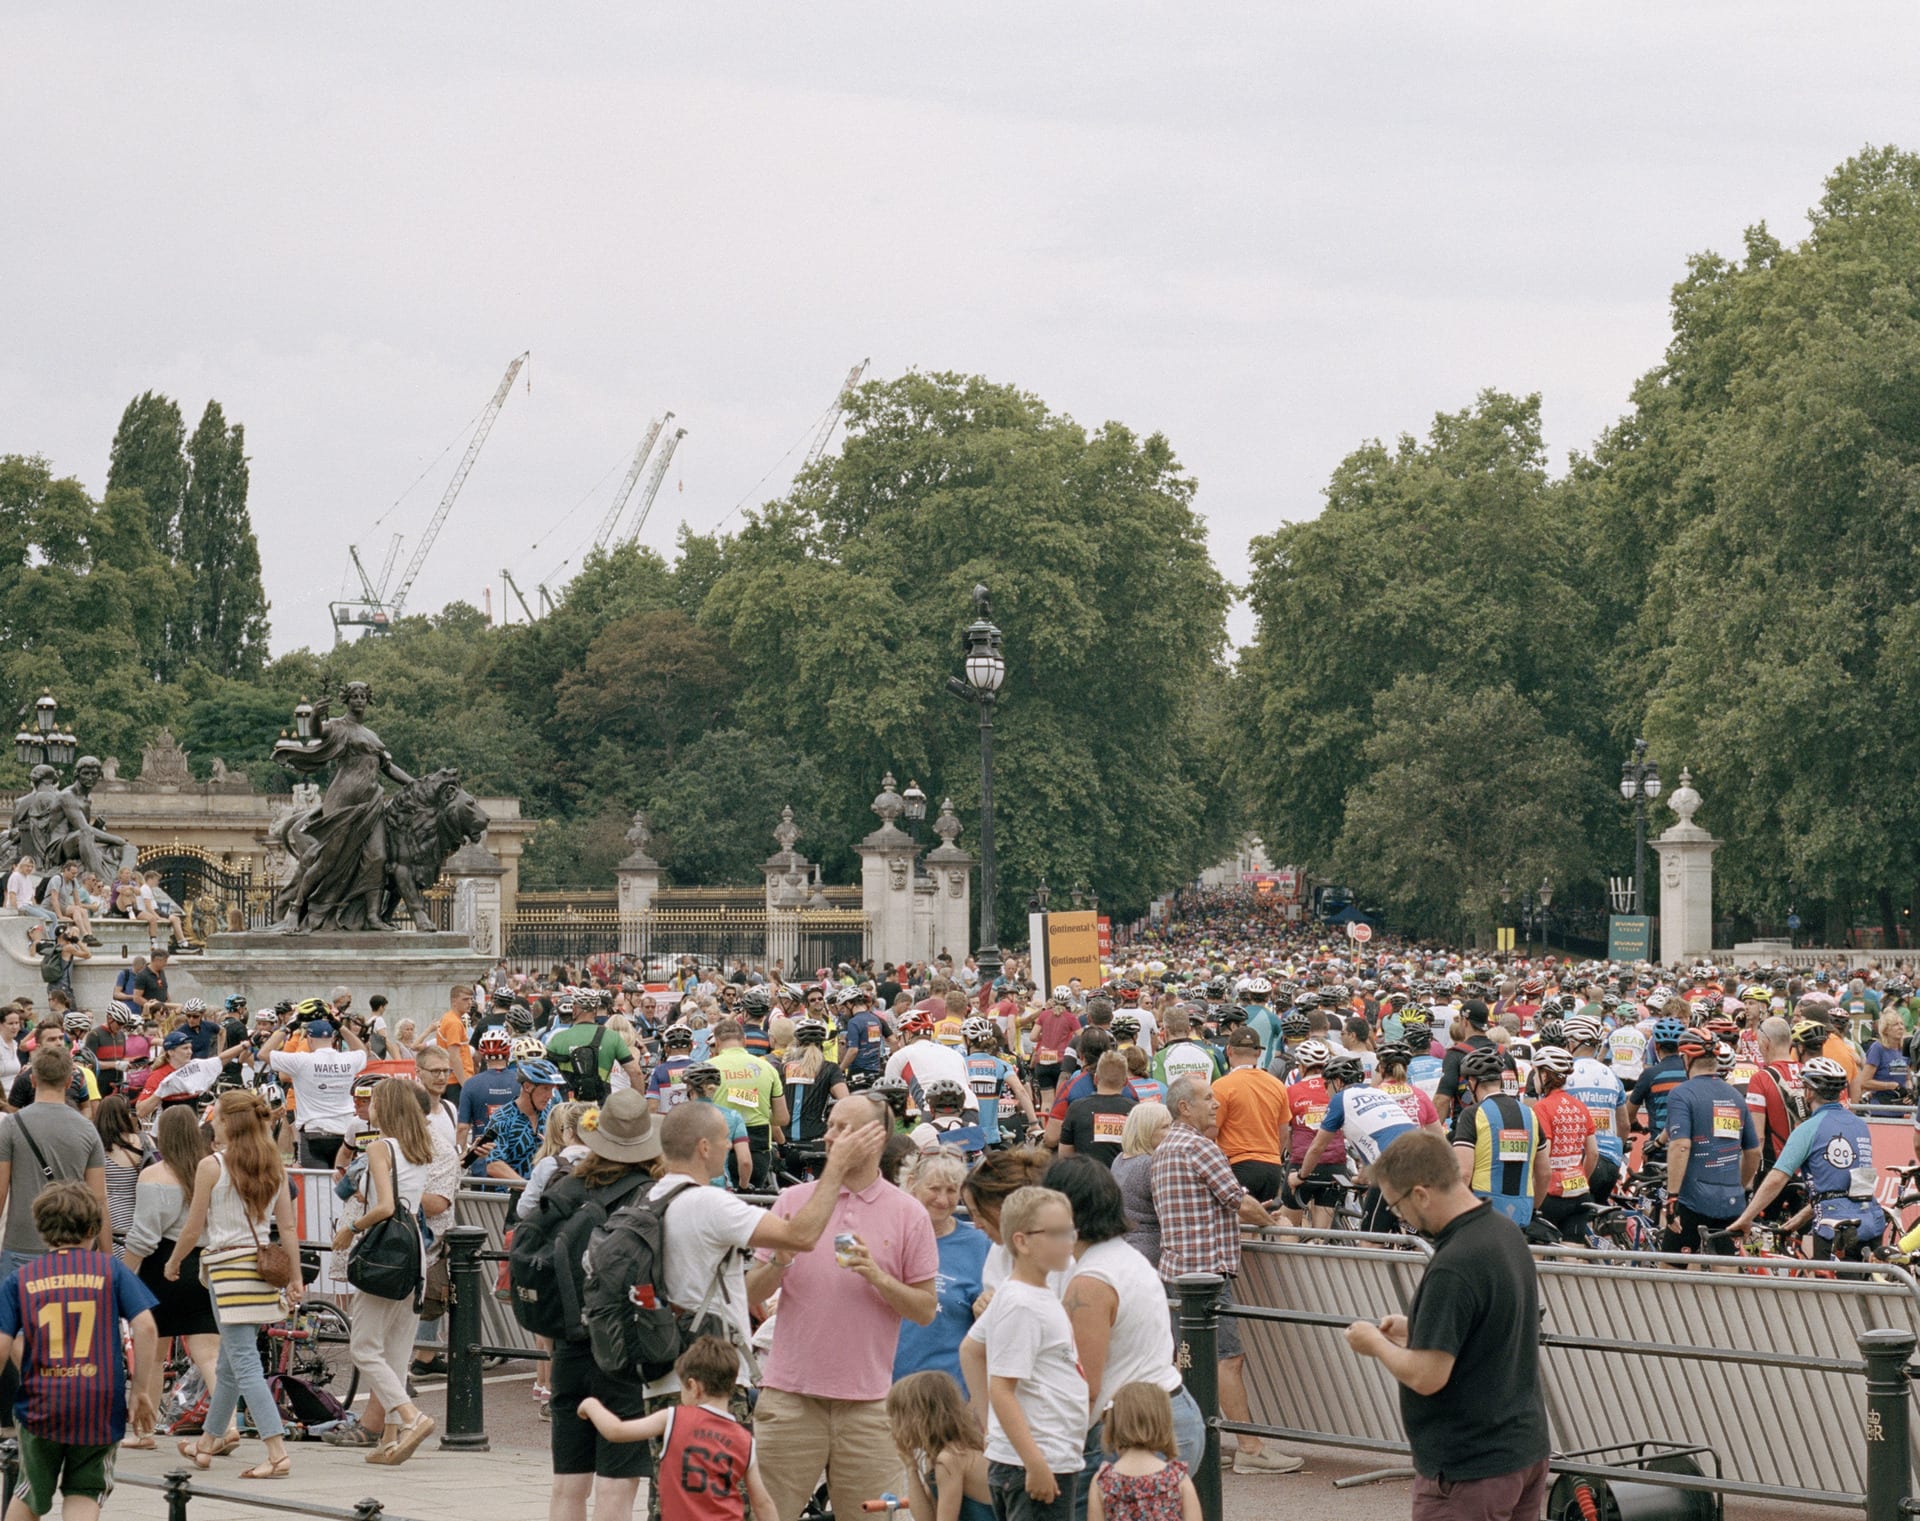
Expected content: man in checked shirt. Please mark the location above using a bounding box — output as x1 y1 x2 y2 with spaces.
1150 1075 1303 1474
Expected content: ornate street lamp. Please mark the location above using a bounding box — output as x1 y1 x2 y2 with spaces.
15 690 76 770
948 585 1005 986
1619 738 1661 916
1537 876 1554 955
1027 877 1051 916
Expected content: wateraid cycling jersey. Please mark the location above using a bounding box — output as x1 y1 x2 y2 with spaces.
966 1051 1013 1143
1318 1084 1417 1168
1775 1102 1886 1242
1566 1056 1627 1165
1608 1023 1648 1083
1286 1075 1346 1168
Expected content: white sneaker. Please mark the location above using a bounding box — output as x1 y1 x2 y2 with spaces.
1233 1448 1306 1474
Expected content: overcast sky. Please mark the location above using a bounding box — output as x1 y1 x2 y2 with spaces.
8 4 1920 654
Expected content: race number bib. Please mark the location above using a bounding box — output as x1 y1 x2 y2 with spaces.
1498 1127 1531 1159
1035 1047 1061 1066
1092 1112 1127 1141
1560 1171 1589 1197
1712 1103 1740 1138
725 1083 760 1110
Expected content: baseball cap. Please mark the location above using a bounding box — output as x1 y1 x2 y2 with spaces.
162 1031 193 1051
306 1019 336 1039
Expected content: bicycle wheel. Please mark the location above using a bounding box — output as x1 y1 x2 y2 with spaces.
292 1301 359 1410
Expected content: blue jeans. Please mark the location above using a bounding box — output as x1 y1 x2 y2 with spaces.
202 1308 284 1440
1072 1386 1205 1521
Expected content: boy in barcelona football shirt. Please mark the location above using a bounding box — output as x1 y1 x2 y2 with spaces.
0 1181 158 1521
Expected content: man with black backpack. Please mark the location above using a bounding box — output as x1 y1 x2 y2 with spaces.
585 1100 886 1521
546 995 645 1106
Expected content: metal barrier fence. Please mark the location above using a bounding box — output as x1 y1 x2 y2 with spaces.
1176 1228 1920 1520
452 1180 546 1359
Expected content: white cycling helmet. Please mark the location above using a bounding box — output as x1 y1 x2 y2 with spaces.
509 1035 547 1065
1532 1045 1574 1078
1561 1016 1602 1047
1292 1039 1330 1068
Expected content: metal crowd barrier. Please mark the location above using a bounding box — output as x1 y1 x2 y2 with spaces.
451 1180 546 1360
1174 1231 1920 1521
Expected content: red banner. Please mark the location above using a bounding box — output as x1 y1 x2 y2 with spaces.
1097 916 1111 958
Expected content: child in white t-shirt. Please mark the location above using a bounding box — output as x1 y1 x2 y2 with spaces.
977 1186 1087 1521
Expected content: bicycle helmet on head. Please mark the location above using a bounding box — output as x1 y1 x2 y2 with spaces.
62 1011 91 1035
1215 1006 1247 1029
871 1075 910 1116
662 1023 694 1052
1535 1019 1566 1050
180 998 206 1015
793 1018 829 1047
1674 1027 1714 1062
1398 1006 1432 1030
1279 1010 1311 1040
1802 1055 1848 1096
257 1080 285 1109
1532 1046 1574 1082
1292 1039 1331 1069
961 1016 996 1047
109 1001 139 1028
1791 1019 1831 1051
900 1013 934 1039
224 994 247 1013
1323 1055 1365 1086
1111 1014 1141 1041
509 1035 547 1066
478 1029 512 1058
741 986 772 1016
922 1078 969 1116
1561 1016 1602 1048
1650 1015 1685 1045
1714 1041 1737 1076
1460 1048 1507 1084
1374 1040 1413 1070
505 1007 536 1034
516 1058 562 1087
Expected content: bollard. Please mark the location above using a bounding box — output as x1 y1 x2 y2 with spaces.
441 1225 491 1452
1176 1274 1224 1521
163 1467 193 1521
353 1500 387 1520
1861 1327 1914 1521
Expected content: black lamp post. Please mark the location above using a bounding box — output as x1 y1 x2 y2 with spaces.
14 690 76 770
1027 877 1051 915
1537 876 1554 956
947 585 1005 987
902 779 927 878
1619 738 1661 916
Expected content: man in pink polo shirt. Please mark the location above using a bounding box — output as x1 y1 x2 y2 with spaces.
748 1094 939 1521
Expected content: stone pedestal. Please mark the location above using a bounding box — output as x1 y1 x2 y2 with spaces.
445 839 507 959
0 912 487 1028
614 812 661 917
1652 769 1719 965
856 776 920 969
925 796 974 965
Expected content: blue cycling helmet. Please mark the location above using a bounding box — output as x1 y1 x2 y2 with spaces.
1651 1016 1686 1045
516 1058 563 1086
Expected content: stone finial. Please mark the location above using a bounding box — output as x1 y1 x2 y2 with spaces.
774 805 800 854
872 774 904 824
934 797 962 845
1667 768 1701 827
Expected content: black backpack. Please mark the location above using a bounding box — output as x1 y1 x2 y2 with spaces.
565 1026 611 1104
508 1167 649 1341
582 1180 735 1381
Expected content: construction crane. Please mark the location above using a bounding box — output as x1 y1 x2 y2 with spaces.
330 350 528 639
800 358 869 469
591 413 674 551
623 426 687 546
500 568 536 624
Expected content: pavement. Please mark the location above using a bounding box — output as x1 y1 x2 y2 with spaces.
102 1368 1815 1521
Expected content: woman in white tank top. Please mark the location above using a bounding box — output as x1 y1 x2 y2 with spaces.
331 1079 437 1464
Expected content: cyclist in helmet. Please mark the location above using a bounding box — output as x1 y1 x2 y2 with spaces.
477 1057 561 1181
1451 1047 1548 1227
886 1007 977 1126
910 1078 988 1160
838 983 891 1081
1623 1015 1689 1155
1529 1047 1601 1233
962 1016 1034 1146
1397 1008 1445 1100
459 1027 521 1150
1278 1040 1342 1226
1152 1006 1224 1089
1729 1055 1883 1260
1435 999 1501 1124
646 1024 698 1115
781 1017 850 1147
679 1061 755 1187
871 1075 914 1134
1661 1027 1759 1255
1292 1055 1421 1232
1559 1017 1627 1203
1239 977 1280 1063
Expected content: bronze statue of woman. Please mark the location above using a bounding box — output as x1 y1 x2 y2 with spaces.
271 681 416 931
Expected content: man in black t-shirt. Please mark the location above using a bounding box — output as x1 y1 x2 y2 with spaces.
1433 1000 1496 1122
1343 1131 1548 1520
1058 1051 1135 1167
129 948 170 1013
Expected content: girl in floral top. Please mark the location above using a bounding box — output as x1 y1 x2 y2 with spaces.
1088 1385 1198 1521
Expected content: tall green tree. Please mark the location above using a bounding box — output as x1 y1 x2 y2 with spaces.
179 401 270 675
701 370 1235 928
105 391 188 559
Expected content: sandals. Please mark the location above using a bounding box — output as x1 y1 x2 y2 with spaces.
123 1436 156 1450
239 1456 292 1481
379 1414 436 1465
208 1430 242 1457
175 1439 214 1470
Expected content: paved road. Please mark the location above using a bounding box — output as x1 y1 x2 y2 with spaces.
103 1364 1818 1521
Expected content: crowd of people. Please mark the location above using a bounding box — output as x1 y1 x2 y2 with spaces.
0 885 1914 1521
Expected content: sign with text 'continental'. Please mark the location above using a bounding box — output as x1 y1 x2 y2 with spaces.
1030 910 1103 993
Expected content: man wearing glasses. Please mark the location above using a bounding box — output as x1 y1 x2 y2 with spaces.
1344 1131 1548 1521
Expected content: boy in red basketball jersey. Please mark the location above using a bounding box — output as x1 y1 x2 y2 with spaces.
579 1337 770 1521
0 1182 157 1521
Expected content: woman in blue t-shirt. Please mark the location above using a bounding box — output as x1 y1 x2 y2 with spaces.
1864 1012 1911 1103
892 1150 990 1384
